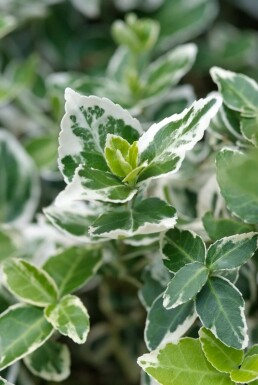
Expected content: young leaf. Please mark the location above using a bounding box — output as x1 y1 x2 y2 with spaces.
55 165 137 205
144 44 197 98
163 262 208 309
145 294 196 350
231 354 258 383
206 233 258 271
0 130 40 225
43 246 102 296
138 338 234 385
3 258 58 307
199 327 244 373
45 295 90 344
24 340 71 382
89 198 177 239
0 304 53 370
161 228 206 273
58 88 142 183
202 211 253 241
196 276 248 349
210 67 258 117
137 95 221 182
216 148 258 224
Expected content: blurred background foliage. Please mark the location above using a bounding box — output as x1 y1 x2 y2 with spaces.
1 0 258 384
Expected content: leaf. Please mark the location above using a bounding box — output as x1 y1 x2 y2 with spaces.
240 115 258 146
216 148 258 224
0 130 40 225
24 340 71 382
202 211 253 241
90 198 177 239
45 295 90 344
145 294 196 350
210 67 258 117
137 96 221 182
43 246 102 296
199 327 244 373
161 228 206 273
196 276 248 349
144 44 197 98
0 230 16 263
138 338 234 385
231 354 258 383
163 262 208 309
55 164 137 204
58 88 142 183
155 0 218 48
2 258 58 307
206 233 258 271
44 201 104 243
0 304 53 370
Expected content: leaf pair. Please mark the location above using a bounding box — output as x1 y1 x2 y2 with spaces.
161 228 258 349
0 247 101 370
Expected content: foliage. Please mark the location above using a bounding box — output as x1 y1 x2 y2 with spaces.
1 1 258 385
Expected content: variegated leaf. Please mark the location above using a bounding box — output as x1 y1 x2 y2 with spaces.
196 276 248 349
145 294 196 350
55 165 137 204
206 233 258 271
44 295 89 344
0 304 53 370
90 198 177 239
59 88 142 183
137 96 221 182
163 262 208 309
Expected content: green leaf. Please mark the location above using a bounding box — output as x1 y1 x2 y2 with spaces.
161 228 206 273
202 211 253 241
0 230 16 263
137 96 221 182
196 276 248 349
0 304 53 370
144 44 197 98
155 0 218 48
199 327 244 373
138 338 234 385
3 258 58 307
163 262 208 309
145 294 196 350
43 246 102 296
231 354 258 383
24 340 71 382
210 67 258 117
55 164 137 204
206 233 258 271
59 88 142 183
0 130 40 225
246 345 258 357
45 295 90 344
216 148 258 224
240 115 258 146
90 198 177 239
44 202 104 243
